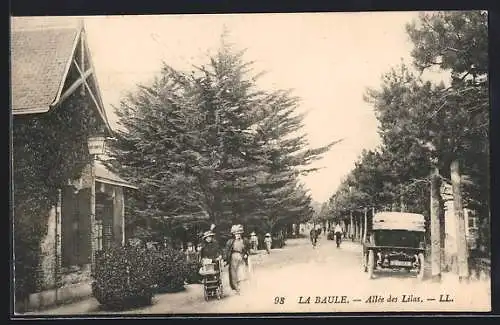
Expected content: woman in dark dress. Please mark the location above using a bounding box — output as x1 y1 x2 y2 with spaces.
200 231 221 260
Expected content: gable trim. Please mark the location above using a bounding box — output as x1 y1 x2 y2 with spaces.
96 177 139 190
51 28 82 109
81 27 112 133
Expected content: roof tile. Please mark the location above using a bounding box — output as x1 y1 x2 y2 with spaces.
11 19 79 112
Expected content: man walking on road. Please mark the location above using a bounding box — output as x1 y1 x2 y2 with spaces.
264 233 272 254
334 222 343 248
310 228 319 248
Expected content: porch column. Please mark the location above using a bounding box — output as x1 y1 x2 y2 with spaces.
349 211 354 239
113 186 125 246
90 160 97 269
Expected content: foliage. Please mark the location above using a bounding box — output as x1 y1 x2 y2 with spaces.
92 246 156 310
406 11 488 78
327 11 489 248
105 35 341 243
152 247 189 293
185 259 202 284
407 10 489 220
13 91 103 301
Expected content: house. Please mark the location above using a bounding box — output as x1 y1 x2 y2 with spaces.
11 17 137 311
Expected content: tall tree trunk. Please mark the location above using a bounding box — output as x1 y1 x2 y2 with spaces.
439 191 446 270
363 207 368 243
349 210 354 240
451 160 469 281
355 216 359 241
400 184 405 212
358 216 362 242
355 217 359 241
430 165 442 281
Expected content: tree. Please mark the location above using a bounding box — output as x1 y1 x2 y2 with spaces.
364 63 438 219
406 10 488 195
407 10 489 254
326 11 489 279
106 35 341 241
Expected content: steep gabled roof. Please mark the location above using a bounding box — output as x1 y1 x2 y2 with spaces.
11 25 79 114
10 17 111 132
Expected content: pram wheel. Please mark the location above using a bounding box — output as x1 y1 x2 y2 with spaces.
203 287 208 301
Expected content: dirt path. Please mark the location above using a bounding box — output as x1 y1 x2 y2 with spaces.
23 235 491 315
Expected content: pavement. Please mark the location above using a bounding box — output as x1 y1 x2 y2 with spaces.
22 234 491 315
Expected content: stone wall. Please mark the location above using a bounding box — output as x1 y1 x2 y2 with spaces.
61 265 91 286
26 162 129 310
37 206 57 291
36 163 94 291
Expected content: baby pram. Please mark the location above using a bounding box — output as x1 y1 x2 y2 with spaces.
199 258 224 301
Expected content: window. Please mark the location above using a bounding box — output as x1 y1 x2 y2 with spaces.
96 220 103 251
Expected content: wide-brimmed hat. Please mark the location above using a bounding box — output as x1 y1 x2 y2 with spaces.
250 231 256 236
202 230 215 239
265 233 271 237
230 224 244 234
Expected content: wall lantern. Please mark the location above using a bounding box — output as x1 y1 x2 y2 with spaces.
88 135 106 156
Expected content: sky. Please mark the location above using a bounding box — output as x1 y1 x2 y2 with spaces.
77 12 427 203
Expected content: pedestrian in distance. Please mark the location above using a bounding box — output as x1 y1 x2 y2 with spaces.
196 242 203 259
264 233 272 254
334 222 344 248
250 231 259 253
310 228 319 248
185 242 198 263
224 224 251 294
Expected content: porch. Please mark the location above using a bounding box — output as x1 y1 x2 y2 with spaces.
24 162 137 312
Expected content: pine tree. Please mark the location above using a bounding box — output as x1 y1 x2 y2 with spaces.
106 34 341 239
326 11 489 277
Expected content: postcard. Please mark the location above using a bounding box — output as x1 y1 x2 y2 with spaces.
11 11 491 316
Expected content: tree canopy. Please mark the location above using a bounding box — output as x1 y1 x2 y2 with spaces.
106 38 341 240
326 11 489 247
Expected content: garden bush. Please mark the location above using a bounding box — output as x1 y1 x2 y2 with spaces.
152 247 189 293
185 259 202 284
92 246 156 310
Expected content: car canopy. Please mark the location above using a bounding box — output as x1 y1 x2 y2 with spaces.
372 212 426 232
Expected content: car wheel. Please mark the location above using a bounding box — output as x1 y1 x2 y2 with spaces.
367 250 375 279
417 253 425 281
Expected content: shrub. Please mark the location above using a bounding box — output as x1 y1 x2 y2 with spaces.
92 246 156 310
14 208 46 307
185 259 201 284
152 247 189 293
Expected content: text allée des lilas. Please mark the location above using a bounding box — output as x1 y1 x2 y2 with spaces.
296 294 454 304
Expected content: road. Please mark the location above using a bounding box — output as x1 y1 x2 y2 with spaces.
27 234 491 315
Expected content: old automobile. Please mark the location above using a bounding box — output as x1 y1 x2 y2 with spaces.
362 212 426 280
